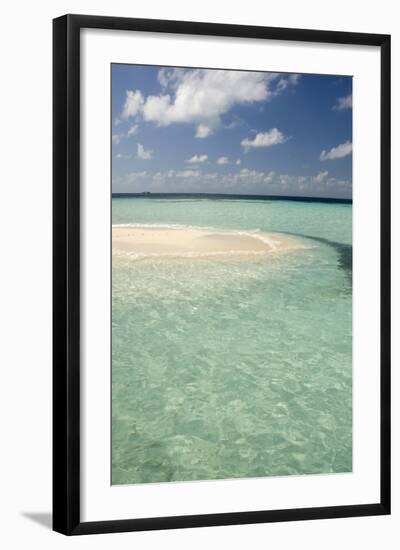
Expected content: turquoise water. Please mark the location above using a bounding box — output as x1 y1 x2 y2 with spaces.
112 197 352 484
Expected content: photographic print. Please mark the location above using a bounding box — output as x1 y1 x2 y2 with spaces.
111 64 353 486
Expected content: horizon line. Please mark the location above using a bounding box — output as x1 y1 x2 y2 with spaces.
111 192 352 204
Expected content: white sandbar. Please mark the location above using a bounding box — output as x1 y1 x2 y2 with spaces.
112 225 304 260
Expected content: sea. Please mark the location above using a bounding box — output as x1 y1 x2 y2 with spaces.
111 195 352 485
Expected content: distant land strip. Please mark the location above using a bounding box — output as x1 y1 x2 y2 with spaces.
111 192 352 204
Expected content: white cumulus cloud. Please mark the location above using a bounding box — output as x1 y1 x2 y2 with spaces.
127 124 139 136
137 143 153 160
314 171 329 183
121 68 299 138
112 134 123 144
195 124 213 138
236 159 241 165
186 154 208 164
241 128 287 151
320 141 352 161
217 156 229 165
112 125 139 146
333 94 352 111
122 90 144 119
176 170 201 178
275 73 301 93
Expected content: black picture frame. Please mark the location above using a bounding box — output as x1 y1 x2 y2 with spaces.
53 14 391 535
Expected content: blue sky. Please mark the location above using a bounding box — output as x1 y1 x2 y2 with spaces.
112 64 352 198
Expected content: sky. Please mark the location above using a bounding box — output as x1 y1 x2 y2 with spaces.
112 64 352 198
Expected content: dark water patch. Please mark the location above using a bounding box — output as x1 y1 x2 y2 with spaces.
281 231 352 284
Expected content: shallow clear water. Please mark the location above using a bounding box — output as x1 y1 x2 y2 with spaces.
112 197 352 484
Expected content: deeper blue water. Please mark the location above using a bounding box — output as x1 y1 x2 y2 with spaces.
112 197 352 484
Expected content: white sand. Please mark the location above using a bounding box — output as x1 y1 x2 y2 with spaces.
112 225 304 260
